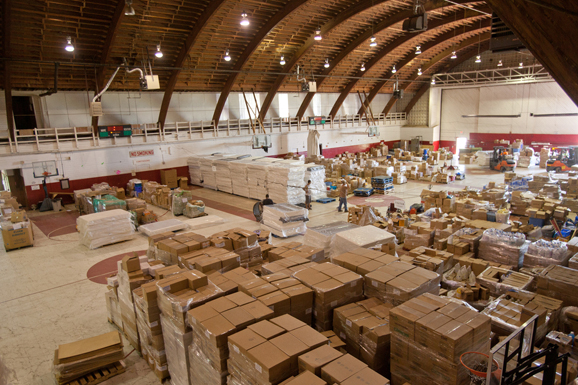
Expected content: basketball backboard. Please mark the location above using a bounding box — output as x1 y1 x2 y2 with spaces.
32 161 59 178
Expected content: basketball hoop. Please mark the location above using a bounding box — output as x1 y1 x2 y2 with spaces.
42 171 50 176
460 351 501 385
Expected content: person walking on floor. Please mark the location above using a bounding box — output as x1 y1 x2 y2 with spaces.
262 194 274 206
303 180 312 210
338 179 349 212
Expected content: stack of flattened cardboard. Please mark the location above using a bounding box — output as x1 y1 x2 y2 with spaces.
364 261 440 306
53 331 124 385
333 298 393 376
227 315 328 384
187 292 275 385
293 263 364 331
389 294 491 385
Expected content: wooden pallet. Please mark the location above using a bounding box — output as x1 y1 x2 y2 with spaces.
62 361 126 385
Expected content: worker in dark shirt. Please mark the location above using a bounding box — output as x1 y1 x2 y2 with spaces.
262 194 274 206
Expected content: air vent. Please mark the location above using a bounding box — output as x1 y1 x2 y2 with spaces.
490 13 525 52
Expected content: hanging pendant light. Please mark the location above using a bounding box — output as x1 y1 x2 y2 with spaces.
391 65 396 74
224 50 231 61
370 36 377 47
324 58 330 68
497 60 503 67
360 62 366 72
280 56 285 66
65 36 74 52
314 27 322 41
475 55 481 63
415 45 421 55
240 11 250 26
124 0 135 16
155 44 163 58
417 68 422 76
451 51 457 59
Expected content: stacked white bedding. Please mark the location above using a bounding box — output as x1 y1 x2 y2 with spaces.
187 155 203 185
305 164 327 201
262 203 309 238
247 158 280 200
77 209 135 249
331 225 396 257
304 221 359 256
267 159 307 205
229 156 258 197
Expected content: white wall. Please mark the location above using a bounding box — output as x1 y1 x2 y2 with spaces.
440 81 578 141
0 123 401 188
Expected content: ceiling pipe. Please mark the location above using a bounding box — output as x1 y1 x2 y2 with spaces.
39 62 59 97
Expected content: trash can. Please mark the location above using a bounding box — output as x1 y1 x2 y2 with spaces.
52 198 62 212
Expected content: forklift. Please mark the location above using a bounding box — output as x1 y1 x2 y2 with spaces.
490 146 516 172
546 146 578 172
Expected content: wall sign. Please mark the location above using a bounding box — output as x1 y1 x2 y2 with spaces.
129 149 155 158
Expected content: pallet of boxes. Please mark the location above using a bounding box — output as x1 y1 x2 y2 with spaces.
2 208 34 251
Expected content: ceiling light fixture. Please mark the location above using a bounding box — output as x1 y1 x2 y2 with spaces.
360 62 366 72
417 67 422 76
124 0 135 16
224 50 231 61
391 65 396 74
280 56 285 66
314 27 322 41
240 11 250 26
65 36 74 52
451 51 457 59
370 36 377 47
519 62 523 68
415 45 421 55
324 58 330 68
155 44 163 58
475 55 481 63
497 60 503 67
431 78 435 85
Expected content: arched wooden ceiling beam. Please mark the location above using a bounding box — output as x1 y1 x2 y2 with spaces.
157 0 228 129
296 4 488 119
211 0 311 128
485 0 578 107
404 40 490 115
328 19 490 117
91 0 126 130
258 0 469 122
382 33 490 115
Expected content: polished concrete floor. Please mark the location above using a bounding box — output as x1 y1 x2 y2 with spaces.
0 163 552 384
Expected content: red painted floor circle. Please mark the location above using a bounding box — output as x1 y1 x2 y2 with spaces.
87 250 147 284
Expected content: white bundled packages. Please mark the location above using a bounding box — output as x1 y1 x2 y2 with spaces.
524 239 571 267
262 203 308 238
215 154 249 194
331 225 396 258
268 160 307 205
77 209 135 249
305 164 327 201
188 155 203 185
138 219 189 237
476 151 493 167
199 154 227 190
247 158 280 200
229 157 257 197
304 221 359 255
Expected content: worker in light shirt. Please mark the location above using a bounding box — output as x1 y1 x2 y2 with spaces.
337 179 349 212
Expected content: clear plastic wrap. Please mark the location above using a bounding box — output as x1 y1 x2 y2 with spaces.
481 293 561 343
478 229 529 268
93 194 127 212
188 155 203 186
105 290 123 330
189 343 228 385
261 223 307 238
524 239 571 267
267 160 307 205
304 222 359 255
171 189 195 215
77 209 135 249
331 225 396 258
184 200 205 218
262 203 309 238
305 165 327 201
138 219 189 237
160 314 193 385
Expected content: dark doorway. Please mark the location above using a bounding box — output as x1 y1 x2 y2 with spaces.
6 169 27 208
12 96 38 132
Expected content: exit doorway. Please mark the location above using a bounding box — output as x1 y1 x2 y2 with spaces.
456 137 468 156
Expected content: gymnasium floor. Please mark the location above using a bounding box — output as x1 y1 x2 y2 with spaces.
0 163 548 384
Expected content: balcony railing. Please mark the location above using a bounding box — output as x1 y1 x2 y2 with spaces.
0 112 406 154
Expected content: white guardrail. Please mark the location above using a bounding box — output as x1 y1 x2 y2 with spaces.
0 113 407 154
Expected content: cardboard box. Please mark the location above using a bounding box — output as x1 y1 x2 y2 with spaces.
321 354 367 385
2 224 33 250
247 341 292 383
160 169 178 188
298 345 343 377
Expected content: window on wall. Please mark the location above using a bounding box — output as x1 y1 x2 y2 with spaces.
12 96 38 131
239 93 260 120
312 94 322 116
278 93 289 118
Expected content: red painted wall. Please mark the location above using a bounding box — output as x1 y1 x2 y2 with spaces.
469 133 578 151
25 140 408 208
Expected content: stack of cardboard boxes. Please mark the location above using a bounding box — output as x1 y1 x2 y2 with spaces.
209 228 264 268
537 265 578 307
160 169 178 189
187 292 275 385
539 147 550 168
293 263 364 331
390 294 491 385
332 248 398 276
227 315 329 384
333 298 392 376
364 261 440 306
